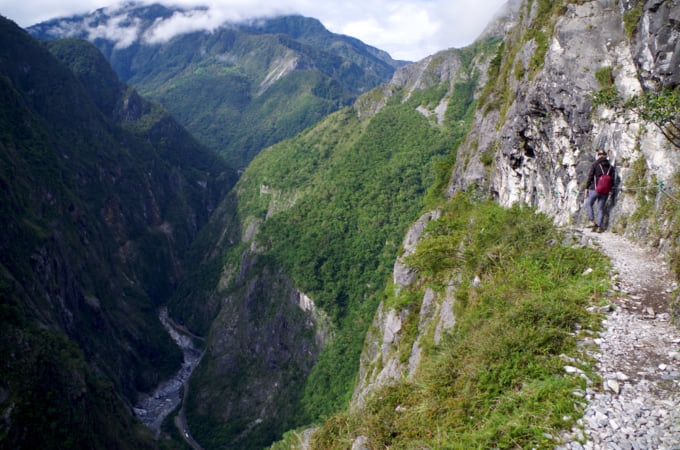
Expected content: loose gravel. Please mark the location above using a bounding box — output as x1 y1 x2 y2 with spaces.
557 229 680 450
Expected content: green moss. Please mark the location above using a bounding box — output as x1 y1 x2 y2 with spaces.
480 149 495 167
529 30 550 73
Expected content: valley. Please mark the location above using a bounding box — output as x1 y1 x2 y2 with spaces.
2 1 680 449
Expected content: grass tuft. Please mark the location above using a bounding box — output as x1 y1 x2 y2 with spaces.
309 193 610 449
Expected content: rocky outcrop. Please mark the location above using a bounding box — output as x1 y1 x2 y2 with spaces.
351 0 680 415
356 32 503 121
353 210 457 408
452 0 680 233
393 210 441 291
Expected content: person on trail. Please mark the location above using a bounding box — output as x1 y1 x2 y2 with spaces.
584 150 616 233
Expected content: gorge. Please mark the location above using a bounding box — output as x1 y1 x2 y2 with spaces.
2 0 680 449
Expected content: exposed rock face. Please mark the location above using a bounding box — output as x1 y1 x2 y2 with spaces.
353 210 456 408
352 0 680 413
189 248 330 448
452 0 680 232
634 0 680 89
393 210 441 291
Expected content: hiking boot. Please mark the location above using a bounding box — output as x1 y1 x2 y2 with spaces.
595 226 603 233
587 220 596 228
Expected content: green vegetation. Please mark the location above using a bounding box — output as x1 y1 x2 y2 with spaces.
594 66 614 88
0 318 157 449
310 194 610 449
623 3 644 38
266 105 452 415
35 12 402 170
181 40 502 447
525 0 567 76
0 16 238 448
592 86 680 149
185 99 463 447
627 156 657 223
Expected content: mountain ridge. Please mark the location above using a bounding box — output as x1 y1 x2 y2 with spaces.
0 15 235 448
27 3 406 169
4 0 680 449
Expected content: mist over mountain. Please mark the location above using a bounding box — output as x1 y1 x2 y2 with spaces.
28 3 405 169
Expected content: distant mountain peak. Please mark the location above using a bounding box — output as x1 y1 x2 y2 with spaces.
27 2 347 52
27 1 404 170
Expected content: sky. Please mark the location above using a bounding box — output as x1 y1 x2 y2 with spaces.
0 0 508 61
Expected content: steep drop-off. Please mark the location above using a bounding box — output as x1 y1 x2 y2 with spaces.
168 33 503 448
0 16 235 448
310 0 680 448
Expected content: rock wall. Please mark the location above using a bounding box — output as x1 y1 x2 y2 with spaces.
453 0 680 233
352 210 444 408
190 255 330 448
351 0 680 412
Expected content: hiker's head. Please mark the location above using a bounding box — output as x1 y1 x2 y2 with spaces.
597 150 607 159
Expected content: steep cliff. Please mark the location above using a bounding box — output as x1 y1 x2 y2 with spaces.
447 0 680 319
452 0 680 240
329 0 680 446
168 32 502 447
0 16 235 448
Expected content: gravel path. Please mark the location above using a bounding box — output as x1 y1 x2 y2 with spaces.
558 229 680 450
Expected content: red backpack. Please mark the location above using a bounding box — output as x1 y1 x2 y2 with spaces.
595 164 613 195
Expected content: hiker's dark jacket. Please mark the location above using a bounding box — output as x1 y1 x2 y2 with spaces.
585 157 616 191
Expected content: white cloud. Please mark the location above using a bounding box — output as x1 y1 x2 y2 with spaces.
142 9 219 44
88 13 142 48
1 0 508 61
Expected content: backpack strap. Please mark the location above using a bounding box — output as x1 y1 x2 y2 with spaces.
599 163 611 175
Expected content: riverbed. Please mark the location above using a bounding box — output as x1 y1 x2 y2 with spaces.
133 307 203 433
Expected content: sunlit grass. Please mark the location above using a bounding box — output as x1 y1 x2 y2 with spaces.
309 193 610 449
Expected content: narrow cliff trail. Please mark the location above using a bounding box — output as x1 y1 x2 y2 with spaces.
559 229 680 449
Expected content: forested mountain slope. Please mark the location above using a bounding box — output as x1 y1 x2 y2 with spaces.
0 16 235 448
4 0 680 449
165 35 503 448
305 0 680 448
28 4 405 169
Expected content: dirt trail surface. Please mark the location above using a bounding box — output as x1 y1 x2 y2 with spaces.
559 229 680 449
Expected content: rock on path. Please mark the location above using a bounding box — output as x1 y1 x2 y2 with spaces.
558 229 680 450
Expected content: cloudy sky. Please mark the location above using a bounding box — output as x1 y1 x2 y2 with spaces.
1 0 507 61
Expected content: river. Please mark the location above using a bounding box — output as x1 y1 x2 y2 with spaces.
133 307 203 435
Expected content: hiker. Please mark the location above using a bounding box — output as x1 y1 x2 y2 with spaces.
584 150 616 233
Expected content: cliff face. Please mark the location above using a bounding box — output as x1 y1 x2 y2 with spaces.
452 0 679 231
352 0 680 411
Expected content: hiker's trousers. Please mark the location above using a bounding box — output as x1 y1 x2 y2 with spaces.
586 190 607 227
